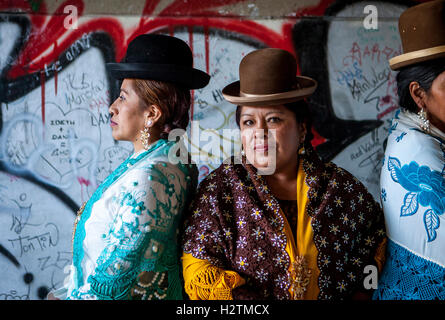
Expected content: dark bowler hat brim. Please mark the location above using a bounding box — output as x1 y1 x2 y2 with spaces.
107 62 210 89
222 75 317 106
107 34 210 89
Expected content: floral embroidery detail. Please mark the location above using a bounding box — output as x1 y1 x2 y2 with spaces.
199 218 212 230
222 193 233 203
223 210 232 222
273 254 286 267
271 233 285 247
192 209 201 218
269 216 281 228
265 200 274 209
165 183 175 196
329 179 339 188
251 227 264 240
341 214 349 225
334 197 343 207
336 260 344 272
255 268 268 283
342 233 350 244
333 241 341 253
319 274 331 289
236 236 248 249
318 235 328 248
274 274 288 290
223 228 232 240
321 255 331 267
352 257 362 266
330 225 340 235
131 201 146 215
337 280 347 292
210 230 222 243
206 182 216 192
237 217 247 228
236 196 247 209
237 257 248 270
388 157 445 242
347 272 356 282
344 182 354 192
251 208 262 220
253 248 266 261
200 194 208 203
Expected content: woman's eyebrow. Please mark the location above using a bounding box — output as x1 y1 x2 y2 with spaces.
265 111 285 116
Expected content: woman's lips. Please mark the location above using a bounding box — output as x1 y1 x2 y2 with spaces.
254 144 268 152
110 120 117 127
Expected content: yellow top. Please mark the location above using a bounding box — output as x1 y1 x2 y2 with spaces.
182 160 320 300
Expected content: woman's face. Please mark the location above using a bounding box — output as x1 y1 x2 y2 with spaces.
424 70 445 133
109 79 147 143
239 105 305 175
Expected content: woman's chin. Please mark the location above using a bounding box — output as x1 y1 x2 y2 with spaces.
247 156 274 171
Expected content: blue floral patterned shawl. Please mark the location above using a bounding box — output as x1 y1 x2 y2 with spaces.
375 109 445 300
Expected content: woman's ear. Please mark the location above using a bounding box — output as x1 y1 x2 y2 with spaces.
409 81 426 111
144 104 163 126
299 122 307 145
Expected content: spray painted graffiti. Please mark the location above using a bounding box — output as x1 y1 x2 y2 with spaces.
0 0 422 299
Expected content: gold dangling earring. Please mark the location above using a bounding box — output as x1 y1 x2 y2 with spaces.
140 120 152 150
418 108 430 133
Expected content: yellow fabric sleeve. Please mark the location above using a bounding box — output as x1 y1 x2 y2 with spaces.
181 252 245 300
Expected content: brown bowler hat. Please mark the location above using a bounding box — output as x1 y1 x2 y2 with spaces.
390 0 445 70
222 48 317 106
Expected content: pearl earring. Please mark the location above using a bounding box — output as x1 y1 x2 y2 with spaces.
140 120 153 150
418 108 430 133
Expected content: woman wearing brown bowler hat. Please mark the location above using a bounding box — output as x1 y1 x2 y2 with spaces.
181 48 386 300
48 34 209 300
374 0 445 300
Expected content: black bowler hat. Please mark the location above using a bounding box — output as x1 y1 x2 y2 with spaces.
107 34 210 89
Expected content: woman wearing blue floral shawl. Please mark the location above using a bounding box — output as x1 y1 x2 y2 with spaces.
374 0 445 300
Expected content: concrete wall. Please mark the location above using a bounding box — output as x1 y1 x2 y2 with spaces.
0 0 423 299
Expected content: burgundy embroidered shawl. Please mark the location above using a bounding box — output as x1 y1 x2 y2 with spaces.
182 145 386 299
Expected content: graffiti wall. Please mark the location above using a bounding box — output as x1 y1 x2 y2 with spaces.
0 0 422 299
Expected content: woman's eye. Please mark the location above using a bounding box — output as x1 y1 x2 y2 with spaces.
268 117 281 123
119 95 125 101
243 120 254 126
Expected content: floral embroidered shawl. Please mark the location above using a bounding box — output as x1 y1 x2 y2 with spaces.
182 144 386 299
374 109 445 299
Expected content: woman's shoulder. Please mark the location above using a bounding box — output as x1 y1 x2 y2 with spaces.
197 157 245 187
385 126 445 173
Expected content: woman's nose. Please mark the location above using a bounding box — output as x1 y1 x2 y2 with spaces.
254 119 268 137
109 99 118 116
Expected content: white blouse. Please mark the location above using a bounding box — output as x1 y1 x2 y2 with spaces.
53 139 196 300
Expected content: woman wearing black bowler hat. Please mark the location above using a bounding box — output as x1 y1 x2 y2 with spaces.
48 34 210 300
